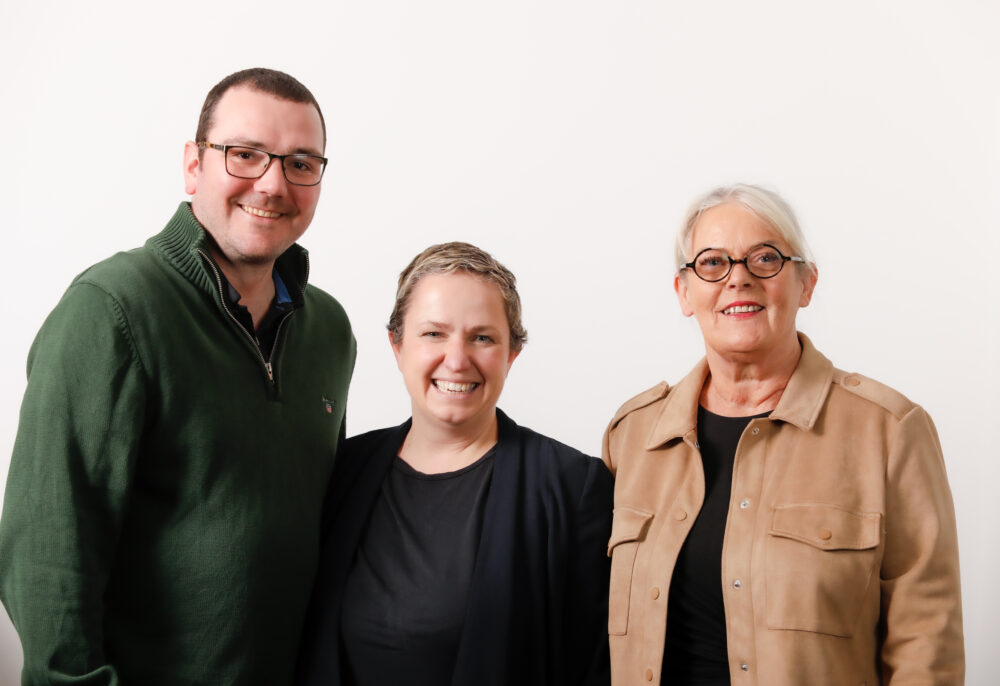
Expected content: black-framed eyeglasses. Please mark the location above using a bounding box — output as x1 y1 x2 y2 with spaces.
198 141 327 187
681 244 806 282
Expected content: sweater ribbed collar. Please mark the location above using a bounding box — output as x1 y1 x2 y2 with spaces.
146 202 310 299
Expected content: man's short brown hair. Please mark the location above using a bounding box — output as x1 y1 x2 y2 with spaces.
195 68 326 150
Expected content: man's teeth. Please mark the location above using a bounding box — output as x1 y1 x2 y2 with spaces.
241 205 281 218
723 305 763 314
434 380 478 393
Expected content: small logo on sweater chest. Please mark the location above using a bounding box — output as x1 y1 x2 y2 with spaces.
322 396 335 414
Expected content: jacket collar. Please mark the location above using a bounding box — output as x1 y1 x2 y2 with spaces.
770 333 835 430
645 332 834 450
644 357 705 451
146 202 310 299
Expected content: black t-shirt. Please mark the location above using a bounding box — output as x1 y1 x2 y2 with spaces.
661 407 768 686
340 448 495 686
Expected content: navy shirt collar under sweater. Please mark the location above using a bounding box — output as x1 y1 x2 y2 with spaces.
217 266 298 360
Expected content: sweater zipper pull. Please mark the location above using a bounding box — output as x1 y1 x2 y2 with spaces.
265 361 274 382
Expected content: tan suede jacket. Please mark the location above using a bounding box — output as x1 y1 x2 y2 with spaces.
602 334 963 686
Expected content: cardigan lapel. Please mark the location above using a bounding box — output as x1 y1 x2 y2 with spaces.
308 420 409 685
329 420 408 568
450 409 523 686
326 420 408 530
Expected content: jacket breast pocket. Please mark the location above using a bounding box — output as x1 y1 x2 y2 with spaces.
607 507 653 636
765 504 882 637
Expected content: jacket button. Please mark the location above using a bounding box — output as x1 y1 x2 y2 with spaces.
740 663 749 672
818 528 833 540
650 587 660 600
645 668 654 680
733 579 742 589
674 510 687 521
845 376 861 387
751 427 760 435
739 499 750 509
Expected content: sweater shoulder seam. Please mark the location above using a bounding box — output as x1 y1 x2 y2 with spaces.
69 280 150 381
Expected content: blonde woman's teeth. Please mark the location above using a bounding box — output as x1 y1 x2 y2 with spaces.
434 380 478 393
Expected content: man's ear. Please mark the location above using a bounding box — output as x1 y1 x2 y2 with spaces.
183 141 200 196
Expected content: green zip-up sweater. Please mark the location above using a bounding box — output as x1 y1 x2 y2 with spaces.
0 203 356 685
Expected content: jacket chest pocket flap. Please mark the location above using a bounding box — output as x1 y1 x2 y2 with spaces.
766 503 883 637
607 507 654 636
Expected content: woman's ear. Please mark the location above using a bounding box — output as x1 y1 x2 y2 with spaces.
389 330 403 369
675 273 695 317
799 264 819 308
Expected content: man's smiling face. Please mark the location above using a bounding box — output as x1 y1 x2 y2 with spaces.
184 85 325 269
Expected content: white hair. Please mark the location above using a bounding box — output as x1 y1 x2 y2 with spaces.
675 183 817 275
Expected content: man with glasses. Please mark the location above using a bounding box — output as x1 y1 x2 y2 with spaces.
0 68 356 685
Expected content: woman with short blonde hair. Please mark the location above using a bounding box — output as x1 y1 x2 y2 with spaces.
300 242 613 686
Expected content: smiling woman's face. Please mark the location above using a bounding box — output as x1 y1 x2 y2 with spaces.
391 272 519 434
675 202 817 361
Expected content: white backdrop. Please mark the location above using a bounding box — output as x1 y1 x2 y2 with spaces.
1 1 997 683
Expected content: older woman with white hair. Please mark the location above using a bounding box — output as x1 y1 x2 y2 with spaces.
602 184 963 685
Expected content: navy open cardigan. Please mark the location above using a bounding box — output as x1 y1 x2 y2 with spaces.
297 409 612 686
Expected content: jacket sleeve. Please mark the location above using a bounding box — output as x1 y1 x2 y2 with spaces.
565 458 613 686
0 282 147 685
879 405 964 684
601 421 616 477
